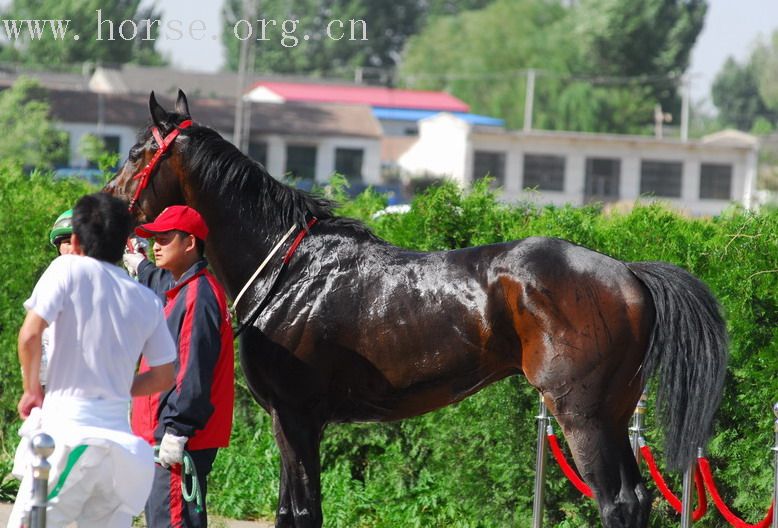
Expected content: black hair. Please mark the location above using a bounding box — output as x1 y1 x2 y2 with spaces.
171 230 205 258
72 193 133 262
53 235 70 248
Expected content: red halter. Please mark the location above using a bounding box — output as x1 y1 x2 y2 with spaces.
128 119 193 212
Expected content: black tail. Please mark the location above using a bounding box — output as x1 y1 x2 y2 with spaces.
627 261 728 470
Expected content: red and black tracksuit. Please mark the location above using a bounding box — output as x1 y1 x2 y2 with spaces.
132 259 234 528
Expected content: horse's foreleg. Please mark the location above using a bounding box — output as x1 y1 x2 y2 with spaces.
275 454 292 526
272 409 324 528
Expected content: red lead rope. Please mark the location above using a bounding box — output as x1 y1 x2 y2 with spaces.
129 119 193 212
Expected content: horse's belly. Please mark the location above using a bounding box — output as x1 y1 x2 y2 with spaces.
328 341 521 422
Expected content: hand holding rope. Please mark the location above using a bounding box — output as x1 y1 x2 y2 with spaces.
153 446 203 514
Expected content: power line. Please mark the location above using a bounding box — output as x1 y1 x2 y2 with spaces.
400 68 687 88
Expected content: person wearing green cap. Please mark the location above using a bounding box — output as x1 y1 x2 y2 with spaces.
38 209 76 390
49 209 75 256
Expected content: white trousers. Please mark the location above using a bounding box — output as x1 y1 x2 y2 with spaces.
8 443 135 528
8 398 154 528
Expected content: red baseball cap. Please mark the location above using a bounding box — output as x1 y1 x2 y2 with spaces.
135 205 209 241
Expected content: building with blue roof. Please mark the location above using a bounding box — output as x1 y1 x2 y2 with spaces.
372 107 505 136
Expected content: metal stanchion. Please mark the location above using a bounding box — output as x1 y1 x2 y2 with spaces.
630 389 648 462
532 395 550 528
26 433 55 528
772 402 778 528
680 448 700 528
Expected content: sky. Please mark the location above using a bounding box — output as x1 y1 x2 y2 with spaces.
688 0 778 107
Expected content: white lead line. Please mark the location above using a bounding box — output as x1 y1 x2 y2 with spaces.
232 224 298 311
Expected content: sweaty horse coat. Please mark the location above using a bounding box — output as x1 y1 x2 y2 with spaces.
105 90 728 528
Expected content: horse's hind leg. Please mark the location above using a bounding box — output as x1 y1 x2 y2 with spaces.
552 408 650 528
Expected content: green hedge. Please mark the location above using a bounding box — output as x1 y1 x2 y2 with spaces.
3 168 778 527
0 163 95 499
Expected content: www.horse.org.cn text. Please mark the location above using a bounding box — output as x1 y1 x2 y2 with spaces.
0 9 369 48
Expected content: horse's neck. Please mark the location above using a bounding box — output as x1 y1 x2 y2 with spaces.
184 161 311 298
194 201 292 300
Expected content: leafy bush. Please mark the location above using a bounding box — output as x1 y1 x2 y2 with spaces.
3 168 778 527
0 163 94 489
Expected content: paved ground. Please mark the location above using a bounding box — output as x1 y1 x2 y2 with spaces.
0 502 274 527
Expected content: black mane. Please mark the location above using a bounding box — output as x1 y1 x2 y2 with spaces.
147 121 376 237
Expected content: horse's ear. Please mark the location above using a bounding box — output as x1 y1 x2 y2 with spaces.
149 91 169 130
175 89 191 118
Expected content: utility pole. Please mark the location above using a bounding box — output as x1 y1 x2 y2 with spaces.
233 0 256 152
523 69 535 132
680 75 690 142
654 104 672 139
241 37 255 154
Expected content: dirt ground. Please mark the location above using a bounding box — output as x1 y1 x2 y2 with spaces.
0 501 274 527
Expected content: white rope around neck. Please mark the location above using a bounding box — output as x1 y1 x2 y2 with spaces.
232 224 297 311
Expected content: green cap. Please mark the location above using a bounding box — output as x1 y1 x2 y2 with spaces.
49 209 73 246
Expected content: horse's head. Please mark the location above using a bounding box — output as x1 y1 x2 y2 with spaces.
104 90 193 222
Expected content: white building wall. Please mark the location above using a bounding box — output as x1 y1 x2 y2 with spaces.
401 115 759 215
380 119 418 137
566 153 586 205
621 156 641 200
59 122 137 168
57 121 381 189
256 135 381 184
265 135 286 177
397 113 470 185
504 151 522 193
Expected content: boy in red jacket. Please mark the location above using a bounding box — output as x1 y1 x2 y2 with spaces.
126 205 234 528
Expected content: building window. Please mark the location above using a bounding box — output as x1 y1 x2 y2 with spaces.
523 154 565 191
584 158 620 203
700 163 732 200
87 134 120 168
286 145 317 180
101 135 121 154
334 148 364 181
473 151 506 187
249 141 267 167
640 160 682 197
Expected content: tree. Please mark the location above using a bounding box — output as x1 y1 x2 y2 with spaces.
221 0 494 77
401 0 707 133
575 0 705 77
0 0 165 67
574 0 706 116
0 77 69 169
711 57 773 132
401 0 574 128
753 31 778 115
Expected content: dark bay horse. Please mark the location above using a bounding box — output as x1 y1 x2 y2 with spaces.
105 90 728 528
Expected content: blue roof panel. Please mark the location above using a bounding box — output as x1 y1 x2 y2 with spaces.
372 107 504 127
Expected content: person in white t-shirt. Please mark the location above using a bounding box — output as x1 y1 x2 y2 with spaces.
8 193 177 528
